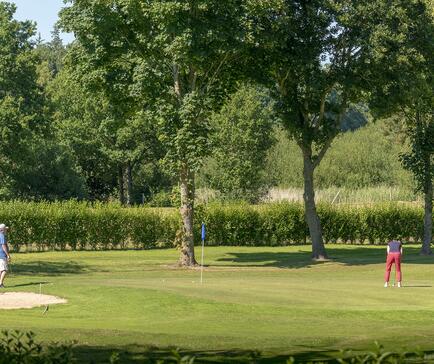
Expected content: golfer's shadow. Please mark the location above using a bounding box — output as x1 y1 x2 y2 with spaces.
403 285 432 288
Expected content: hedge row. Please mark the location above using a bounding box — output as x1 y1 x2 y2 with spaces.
0 201 179 251
199 202 426 246
0 201 428 251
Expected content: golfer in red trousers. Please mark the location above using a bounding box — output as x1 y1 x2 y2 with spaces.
384 240 403 288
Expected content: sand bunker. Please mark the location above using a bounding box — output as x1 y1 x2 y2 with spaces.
0 292 67 309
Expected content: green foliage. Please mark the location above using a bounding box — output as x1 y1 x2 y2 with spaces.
1 330 428 363
48 69 118 200
199 202 426 246
60 2 250 264
246 0 429 256
0 330 74 364
0 2 43 174
266 121 413 189
367 0 433 201
317 125 412 189
1 201 179 251
49 66 164 204
246 0 405 163
3 138 87 201
59 0 247 174
148 186 180 208
0 4 85 201
201 85 276 202
34 27 66 79
401 115 434 194
0 3 39 110
0 201 428 250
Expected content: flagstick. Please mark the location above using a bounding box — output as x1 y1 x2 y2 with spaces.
200 237 204 284
200 223 205 284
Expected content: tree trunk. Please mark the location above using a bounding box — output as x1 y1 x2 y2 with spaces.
179 163 197 266
126 162 133 206
421 171 433 255
118 165 125 206
302 151 328 260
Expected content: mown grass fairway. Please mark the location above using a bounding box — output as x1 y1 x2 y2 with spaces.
1 245 434 362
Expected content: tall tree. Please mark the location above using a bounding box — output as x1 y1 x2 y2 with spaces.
399 1 433 256
247 0 423 259
0 4 41 193
49 67 163 204
0 2 40 150
203 85 275 202
369 0 434 254
48 69 118 200
402 111 434 254
34 26 67 80
60 0 246 265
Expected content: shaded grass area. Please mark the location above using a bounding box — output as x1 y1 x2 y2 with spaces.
1 245 434 363
72 345 340 363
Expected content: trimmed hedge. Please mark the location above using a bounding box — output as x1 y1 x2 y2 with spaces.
200 202 426 246
0 201 428 251
0 201 179 251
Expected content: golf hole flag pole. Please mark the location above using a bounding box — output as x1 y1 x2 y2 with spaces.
200 222 205 284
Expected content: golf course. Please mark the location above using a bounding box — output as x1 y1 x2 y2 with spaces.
2 244 434 362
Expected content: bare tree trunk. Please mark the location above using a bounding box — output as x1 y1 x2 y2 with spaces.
302 151 328 260
126 162 133 206
179 163 197 266
118 165 125 206
421 171 433 255
173 64 197 266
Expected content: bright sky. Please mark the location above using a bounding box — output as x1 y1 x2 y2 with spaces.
4 0 74 43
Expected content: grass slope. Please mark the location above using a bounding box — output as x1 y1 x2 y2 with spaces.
1 245 434 362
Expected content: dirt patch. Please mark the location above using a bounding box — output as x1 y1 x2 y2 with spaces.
0 292 67 309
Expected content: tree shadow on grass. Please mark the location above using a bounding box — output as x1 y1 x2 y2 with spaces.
72 345 338 363
10 261 88 276
7 281 51 288
215 247 434 269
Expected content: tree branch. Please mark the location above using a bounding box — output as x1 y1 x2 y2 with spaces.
312 137 333 169
201 52 231 94
173 64 182 100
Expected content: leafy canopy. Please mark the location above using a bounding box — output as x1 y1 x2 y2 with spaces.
60 0 248 173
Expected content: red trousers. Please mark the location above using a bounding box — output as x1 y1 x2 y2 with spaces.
385 252 402 282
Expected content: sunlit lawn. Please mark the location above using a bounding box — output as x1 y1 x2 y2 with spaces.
1 244 434 362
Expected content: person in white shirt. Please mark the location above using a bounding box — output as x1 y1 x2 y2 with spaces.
0 223 11 288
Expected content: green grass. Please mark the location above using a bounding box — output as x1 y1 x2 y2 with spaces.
1 245 434 362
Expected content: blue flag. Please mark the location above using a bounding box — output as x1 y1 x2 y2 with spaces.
201 223 206 240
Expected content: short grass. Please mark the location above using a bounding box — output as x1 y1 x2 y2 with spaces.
1 245 434 363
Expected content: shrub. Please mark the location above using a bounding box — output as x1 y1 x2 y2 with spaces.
195 202 427 246
0 201 429 251
0 330 74 364
0 201 179 251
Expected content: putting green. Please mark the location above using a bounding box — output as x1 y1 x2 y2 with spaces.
1 244 433 361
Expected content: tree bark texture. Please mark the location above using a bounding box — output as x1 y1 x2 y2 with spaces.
302 151 328 260
179 164 197 266
118 165 125 206
126 162 133 206
421 170 433 255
